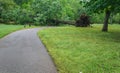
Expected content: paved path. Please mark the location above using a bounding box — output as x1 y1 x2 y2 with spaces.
0 28 57 73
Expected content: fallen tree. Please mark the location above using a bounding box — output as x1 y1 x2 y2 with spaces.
75 14 90 27
47 19 75 26
48 14 90 26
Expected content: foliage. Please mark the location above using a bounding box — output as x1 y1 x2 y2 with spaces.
31 0 62 25
0 0 120 25
0 0 15 17
85 0 120 13
38 24 120 73
0 0 82 25
13 0 30 6
60 0 81 20
90 13 104 24
113 13 120 24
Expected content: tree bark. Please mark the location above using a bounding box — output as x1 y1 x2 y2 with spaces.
102 10 111 32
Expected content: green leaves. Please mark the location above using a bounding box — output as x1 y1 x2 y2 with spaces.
85 0 120 14
0 0 82 25
13 0 30 6
31 0 62 25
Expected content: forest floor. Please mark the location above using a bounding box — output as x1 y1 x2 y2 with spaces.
38 24 120 73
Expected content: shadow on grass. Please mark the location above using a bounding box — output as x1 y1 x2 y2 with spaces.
94 31 120 43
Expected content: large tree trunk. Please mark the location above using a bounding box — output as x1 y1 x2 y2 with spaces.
102 10 111 32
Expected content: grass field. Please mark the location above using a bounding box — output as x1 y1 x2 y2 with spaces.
38 24 120 73
0 24 24 38
0 24 38 38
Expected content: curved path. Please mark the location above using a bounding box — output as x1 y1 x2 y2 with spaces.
0 28 57 73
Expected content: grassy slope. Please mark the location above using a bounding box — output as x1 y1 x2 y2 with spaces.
0 24 23 38
38 24 120 73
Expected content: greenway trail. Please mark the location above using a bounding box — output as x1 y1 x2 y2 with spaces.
0 28 57 73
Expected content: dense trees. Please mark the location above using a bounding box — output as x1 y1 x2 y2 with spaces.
0 0 80 25
0 0 120 29
0 0 15 18
31 0 62 25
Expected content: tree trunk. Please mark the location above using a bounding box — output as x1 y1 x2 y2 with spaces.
52 19 75 25
102 10 111 32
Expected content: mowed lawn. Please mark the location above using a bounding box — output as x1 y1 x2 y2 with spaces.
38 24 120 73
0 24 23 38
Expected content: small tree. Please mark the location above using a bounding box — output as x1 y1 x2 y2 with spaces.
84 0 120 31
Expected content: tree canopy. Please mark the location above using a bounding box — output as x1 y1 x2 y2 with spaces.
85 0 120 31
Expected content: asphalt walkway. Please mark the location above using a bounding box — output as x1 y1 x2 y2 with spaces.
0 28 57 73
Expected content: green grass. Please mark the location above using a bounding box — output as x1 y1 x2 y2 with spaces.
0 24 24 38
38 24 120 73
0 24 38 38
